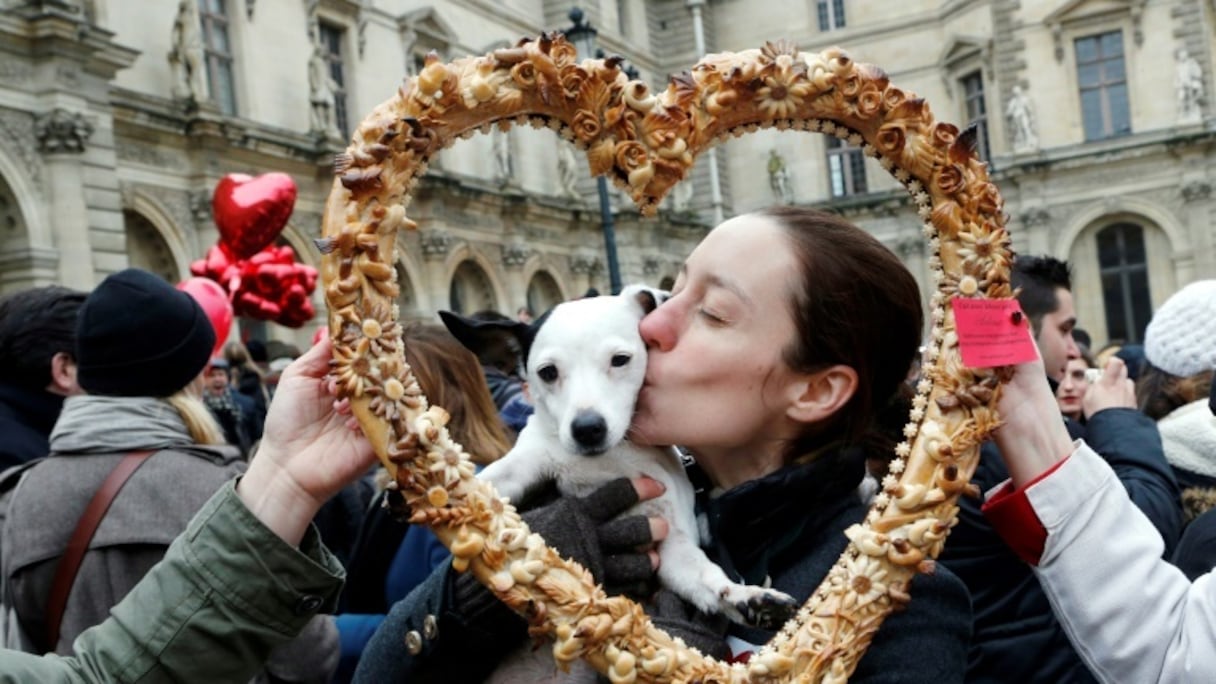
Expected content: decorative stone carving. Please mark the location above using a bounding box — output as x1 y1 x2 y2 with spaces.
35 108 94 153
569 251 602 275
493 126 514 183
420 229 454 259
309 39 341 138
169 0 209 103
0 108 44 195
126 182 196 238
1176 47 1205 125
556 139 580 199
190 189 213 224
501 242 530 268
642 255 661 275
1019 207 1051 227
1005 85 1037 153
1181 179 1212 202
767 149 793 203
0 61 33 85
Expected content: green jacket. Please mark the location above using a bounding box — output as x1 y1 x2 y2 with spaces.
0 480 344 683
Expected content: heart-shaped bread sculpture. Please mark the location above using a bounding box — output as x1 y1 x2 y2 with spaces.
320 36 1012 682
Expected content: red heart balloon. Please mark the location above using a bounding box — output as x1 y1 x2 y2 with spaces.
212 172 298 260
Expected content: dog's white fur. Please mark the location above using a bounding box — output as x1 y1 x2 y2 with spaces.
479 286 794 682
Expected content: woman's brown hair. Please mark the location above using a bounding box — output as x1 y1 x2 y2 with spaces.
759 206 924 458
1137 362 1213 421
403 323 513 465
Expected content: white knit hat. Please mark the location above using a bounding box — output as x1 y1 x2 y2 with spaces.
1144 280 1216 377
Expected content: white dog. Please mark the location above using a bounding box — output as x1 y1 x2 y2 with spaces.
476 286 797 642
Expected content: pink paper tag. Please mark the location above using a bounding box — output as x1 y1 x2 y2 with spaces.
950 298 1039 368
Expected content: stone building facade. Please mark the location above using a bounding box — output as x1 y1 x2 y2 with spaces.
2 0 1214 349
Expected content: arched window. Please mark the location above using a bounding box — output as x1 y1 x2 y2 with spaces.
123 211 180 283
526 270 562 315
1096 223 1151 343
449 260 495 314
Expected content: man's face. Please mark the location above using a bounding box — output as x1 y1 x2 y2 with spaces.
1036 287 1080 382
205 366 229 394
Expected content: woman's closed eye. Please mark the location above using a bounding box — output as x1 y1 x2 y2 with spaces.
698 307 728 325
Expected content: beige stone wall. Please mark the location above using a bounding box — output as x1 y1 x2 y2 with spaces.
1 0 1213 352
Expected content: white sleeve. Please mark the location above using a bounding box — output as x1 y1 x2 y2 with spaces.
1028 443 1216 683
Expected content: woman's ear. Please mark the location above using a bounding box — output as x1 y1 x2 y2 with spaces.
786 364 858 424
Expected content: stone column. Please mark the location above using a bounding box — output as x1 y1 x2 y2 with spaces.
501 241 530 312
419 228 455 312
1178 178 1211 283
569 250 603 297
36 108 96 289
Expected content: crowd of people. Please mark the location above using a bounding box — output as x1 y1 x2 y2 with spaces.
0 205 1212 683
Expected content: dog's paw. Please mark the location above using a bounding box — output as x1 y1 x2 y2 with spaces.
720 586 799 630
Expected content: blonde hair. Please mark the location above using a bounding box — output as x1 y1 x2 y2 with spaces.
167 390 226 445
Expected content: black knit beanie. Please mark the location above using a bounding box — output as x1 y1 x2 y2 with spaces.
75 269 216 397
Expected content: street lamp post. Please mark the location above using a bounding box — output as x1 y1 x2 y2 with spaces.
564 7 622 295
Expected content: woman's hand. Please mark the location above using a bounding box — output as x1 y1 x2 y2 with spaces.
237 336 376 545
993 355 1075 488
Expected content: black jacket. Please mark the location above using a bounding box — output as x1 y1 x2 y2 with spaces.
939 407 1182 683
354 446 972 682
0 383 63 471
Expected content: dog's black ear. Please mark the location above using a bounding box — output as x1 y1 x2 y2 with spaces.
439 310 529 356
518 308 553 372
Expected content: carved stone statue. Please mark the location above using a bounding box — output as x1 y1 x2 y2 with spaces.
670 175 694 212
1176 47 1205 124
168 0 208 102
556 139 580 198
493 126 513 182
309 41 340 137
1005 85 1038 152
767 148 793 204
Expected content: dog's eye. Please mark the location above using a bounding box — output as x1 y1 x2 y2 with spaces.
610 353 631 368
537 364 559 383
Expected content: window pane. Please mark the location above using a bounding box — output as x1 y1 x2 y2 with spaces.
212 24 230 53
1077 63 1101 88
1127 269 1152 343
1107 83 1130 135
833 0 845 28
849 151 867 193
1121 224 1146 263
1101 272 1129 341
1097 226 1122 267
1100 31 1123 57
817 1 829 31
1080 89 1104 140
1105 57 1126 84
213 61 237 115
1075 36 1097 64
829 155 845 197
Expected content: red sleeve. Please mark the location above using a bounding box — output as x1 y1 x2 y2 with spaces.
981 458 1069 566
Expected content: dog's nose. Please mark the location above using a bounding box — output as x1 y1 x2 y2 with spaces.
570 411 608 450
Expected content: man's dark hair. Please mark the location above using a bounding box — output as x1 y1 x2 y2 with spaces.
1011 255 1072 335
0 285 87 390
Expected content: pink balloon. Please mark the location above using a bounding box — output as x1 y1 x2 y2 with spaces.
177 277 234 357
